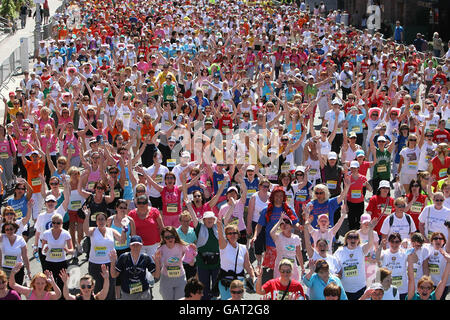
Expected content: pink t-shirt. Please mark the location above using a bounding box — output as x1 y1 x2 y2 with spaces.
16 133 32 155
347 174 367 203
273 233 302 281
157 243 186 277
161 186 182 217
218 202 245 231
40 134 58 154
192 203 214 221
38 117 55 133
0 138 17 158
62 133 79 157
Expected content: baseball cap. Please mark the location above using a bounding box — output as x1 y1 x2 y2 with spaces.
226 186 239 194
378 180 391 189
45 194 57 202
350 160 360 168
89 137 98 145
168 136 177 142
247 165 255 171
328 152 338 160
318 214 329 222
356 150 365 158
30 150 40 156
331 98 342 105
295 166 306 173
377 136 387 142
370 283 384 291
181 151 190 158
348 131 357 138
129 235 143 245
204 117 213 124
360 213 371 224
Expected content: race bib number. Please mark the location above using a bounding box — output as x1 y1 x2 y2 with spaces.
21 140 28 147
94 246 107 257
343 265 358 277
15 209 23 219
164 120 171 126
129 281 143 294
167 159 176 168
408 162 418 170
87 182 96 190
392 276 402 287
377 165 387 173
167 266 181 278
31 178 41 186
381 205 392 215
155 174 163 183
4 255 17 267
309 169 318 176
0 152 8 159
71 200 82 210
296 194 306 202
352 126 360 133
351 190 362 199
166 95 174 101
411 202 423 213
327 180 337 190
166 203 178 213
114 189 121 198
228 216 239 226
247 189 256 198
125 180 130 187
281 163 290 171
115 239 128 248
49 248 63 260
123 113 131 119
429 264 440 275
439 168 447 178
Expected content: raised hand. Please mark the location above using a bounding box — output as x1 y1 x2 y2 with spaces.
59 269 69 283
100 264 109 279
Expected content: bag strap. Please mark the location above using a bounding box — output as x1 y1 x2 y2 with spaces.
281 280 291 300
233 244 240 277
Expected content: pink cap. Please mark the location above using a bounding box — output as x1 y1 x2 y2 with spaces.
318 214 329 222
360 213 371 224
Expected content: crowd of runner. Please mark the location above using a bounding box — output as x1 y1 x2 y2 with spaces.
0 0 449 301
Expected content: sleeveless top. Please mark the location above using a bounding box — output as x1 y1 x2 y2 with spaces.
28 290 51 300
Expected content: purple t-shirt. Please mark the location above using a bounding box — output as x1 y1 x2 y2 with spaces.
0 289 21 300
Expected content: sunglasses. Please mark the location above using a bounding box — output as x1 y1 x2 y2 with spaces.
193 195 202 198
118 206 128 210
395 204 406 208
280 270 292 274
164 235 175 240
434 199 444 202
5 212 16 216
137 202 148 205
409 139 417 142
411 184 420 187
432 237 444 241
390 240 401 244
347 235 359 240
136 190 145 193
226 232 239 236
96 186 106 190
81 284 92 289
231 290 244 294
315 191 324 195
296 174 304 177
4 228 14 232
109 171 119 174
52 221 62 225
49 182 59 186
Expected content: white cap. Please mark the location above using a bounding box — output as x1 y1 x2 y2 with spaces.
181 151 190 158
350 160 360 168
295 166 306 173
332 98 342 105
45 194 57 202
377 136 387 142
328 152 338 160
246 165 255 171
378 180 391 189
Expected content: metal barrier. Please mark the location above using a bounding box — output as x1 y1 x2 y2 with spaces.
0 3 65 88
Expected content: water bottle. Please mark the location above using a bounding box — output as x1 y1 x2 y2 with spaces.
121 217 130 233
33 250 40 263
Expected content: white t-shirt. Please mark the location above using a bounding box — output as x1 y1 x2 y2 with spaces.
382 286 400 300
89 227 115 264
380 213 416 240
399 147 420 174
219 243 247 275
418 205 450 240
219 202 245 232
251 193 269 223
1 235 26 268
144 165 169 197
311 251 340 275
324 110 345 134
35 206 66 248
41 229 72 263
380 249 408 294
418 142 437 171
310 228 334 254
424 244 450 287
334 246 366 293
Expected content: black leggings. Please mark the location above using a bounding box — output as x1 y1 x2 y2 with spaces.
346 201 365 231
141 143 156 167
44 260 68 300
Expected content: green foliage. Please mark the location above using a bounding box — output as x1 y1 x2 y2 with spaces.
0 0 16 20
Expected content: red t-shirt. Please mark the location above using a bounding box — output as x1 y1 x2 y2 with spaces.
405 193 427 229
433 129 450 144
128 208 161 246
358 161 371 177
366 195 395 235
261 278 305 300
347 175 367 204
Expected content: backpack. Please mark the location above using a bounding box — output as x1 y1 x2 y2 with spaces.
389 213 412 233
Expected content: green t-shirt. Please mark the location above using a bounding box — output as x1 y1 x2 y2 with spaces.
406 291 436 300
195 223 220 269
163 84 175 102
374 148 391 180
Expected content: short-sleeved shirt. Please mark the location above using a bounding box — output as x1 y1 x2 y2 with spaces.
306 197 341 228
24 159 45 193
115 253 156 294
261 278 305 300
128 208 161 246
257 205 298 248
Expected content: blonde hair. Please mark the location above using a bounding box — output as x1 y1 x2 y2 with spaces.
230 279 244 290
312 184 330 201
179 210 192 222
51 213 63 223
278 258 293 271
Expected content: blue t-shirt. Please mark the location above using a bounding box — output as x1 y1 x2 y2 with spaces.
7 195 28 220
176 226 197 244
306 197 341 228
244 177 259 206
257 205 298 247
395 135 408 163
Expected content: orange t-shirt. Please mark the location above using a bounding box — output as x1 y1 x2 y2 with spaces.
140 123 155 142
111 128 130 142
24 160 45 193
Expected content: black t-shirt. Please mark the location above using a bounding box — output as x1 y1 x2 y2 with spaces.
115 253 156 294
85 195 110 227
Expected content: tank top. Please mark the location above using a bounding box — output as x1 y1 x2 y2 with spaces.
111 216 131 250
86 169 101 191
374 149 391 180
253 193 269 223
86 195 109 227
28 290 51 300
68 189 85 212
344 145 359 162
321 164 342 197
320 139 331 156
89 227 115 264
305 158 320 182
